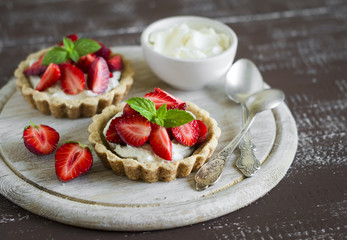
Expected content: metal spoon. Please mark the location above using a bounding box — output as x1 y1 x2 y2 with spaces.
225 59 264 177
195 89 285 191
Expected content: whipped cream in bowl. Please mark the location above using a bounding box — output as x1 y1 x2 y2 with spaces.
148 23 231 59
141 16 238 90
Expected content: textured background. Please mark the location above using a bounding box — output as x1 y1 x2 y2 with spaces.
0 0 346 239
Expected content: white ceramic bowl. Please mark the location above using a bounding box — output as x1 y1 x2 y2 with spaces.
141 16 238 90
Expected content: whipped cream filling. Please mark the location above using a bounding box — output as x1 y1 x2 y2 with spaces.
103 113 195 163
28 59 121 99
149 23 231 59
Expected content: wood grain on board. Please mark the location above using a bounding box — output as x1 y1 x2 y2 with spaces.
0 0 346 239
0 47 298 231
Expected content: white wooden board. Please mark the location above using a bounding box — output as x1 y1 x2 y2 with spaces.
0 46 297 231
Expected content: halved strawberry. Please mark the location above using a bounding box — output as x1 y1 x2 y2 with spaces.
122 103 139 117
144 89 182 110
60 63 85 95
166 127 174 140
23 122 60 155
55 142 93 182
59 34 78 46
115 115 151 147
106 117 125 144
196 120 208 145
87 57 110 94
23 55 47 76
35 63 61 91
108 55 123 71
94 42 111 60
154 88 186 110
149 124 172 161
172 119 199 146
76 53 96 73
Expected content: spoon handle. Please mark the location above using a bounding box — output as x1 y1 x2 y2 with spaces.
236 105 261 177
195 113 256 191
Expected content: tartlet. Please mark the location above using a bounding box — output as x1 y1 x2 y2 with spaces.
88 99 221 183
15 46 134 119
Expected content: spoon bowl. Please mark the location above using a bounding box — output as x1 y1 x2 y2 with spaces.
246 89 285 115
225 59 264 103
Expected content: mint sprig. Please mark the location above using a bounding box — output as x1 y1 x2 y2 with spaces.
126 97 194 128
42 37 101 66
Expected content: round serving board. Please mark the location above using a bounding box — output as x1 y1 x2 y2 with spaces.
0 46 297 231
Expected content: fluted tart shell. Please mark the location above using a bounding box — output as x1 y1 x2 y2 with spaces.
14 47 134 119
88 102 221 183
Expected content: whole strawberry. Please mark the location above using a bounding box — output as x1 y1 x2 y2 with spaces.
23 122 60 155
55 142 93 182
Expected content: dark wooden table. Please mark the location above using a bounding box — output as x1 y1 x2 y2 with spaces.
1 0 346 239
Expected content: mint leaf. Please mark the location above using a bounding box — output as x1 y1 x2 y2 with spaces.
154 118 164 126
126 97 157 122
74 38 101 56
42 47 68 66
156 104 167 119
162 109 194 128
69 49 80 63
63 37 74 52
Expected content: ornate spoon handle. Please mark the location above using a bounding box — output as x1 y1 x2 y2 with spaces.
235 105 261 177
195 113 256 191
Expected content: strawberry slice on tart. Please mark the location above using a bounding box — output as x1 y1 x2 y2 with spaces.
23 55 47 76
122 103 139 117
149 124 172 161
108 54 124 71
196 120 208 145
106 117 125 144
172 119 200 147
87 57 110 94
144 89 182 110
115 115 151 147
60 63 86 95
35 63 61 91
76 53 96 73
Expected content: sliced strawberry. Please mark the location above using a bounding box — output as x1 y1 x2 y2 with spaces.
108 55 123 71
196 120 208 145
76 53 96 73
122 103 139 117
106 117 125 144
94 42 111 60
144 89 181 110
23 55 47 76
115 115 151 147
87 57 110 94
59 34 78 46
55 142 93 182
172 119 199 147
35 63 61 91
149 124 172 161
166 127 174 140
60 63 85 95
154 88 186 110
23 122 60 155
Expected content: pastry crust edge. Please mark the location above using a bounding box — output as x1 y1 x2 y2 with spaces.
14 47 134 119
88 102 221 183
